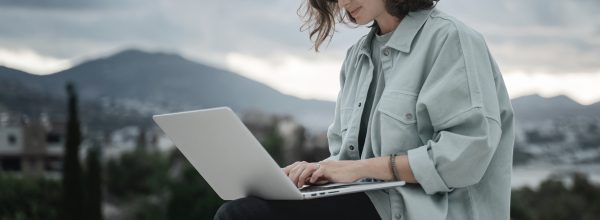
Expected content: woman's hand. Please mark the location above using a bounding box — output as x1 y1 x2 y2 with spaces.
283 160 366 188
308 160 365 184
283 156 417 188
283 161 324 188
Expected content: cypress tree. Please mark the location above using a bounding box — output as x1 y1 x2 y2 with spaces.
85 145 103 220
136 126 147 152
62 82 84 220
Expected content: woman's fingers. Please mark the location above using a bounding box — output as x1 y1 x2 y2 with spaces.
284 161 331 187
309 165 325 184
297 163 319 187
288 161 308 185
284 161 305 176
282 163 293 175
283 161 302 175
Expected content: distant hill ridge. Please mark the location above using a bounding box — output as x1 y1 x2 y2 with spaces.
512 94 600 123
0 49 335 131
1 49 599 131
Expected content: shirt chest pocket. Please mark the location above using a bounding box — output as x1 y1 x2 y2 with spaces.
376 90 422 154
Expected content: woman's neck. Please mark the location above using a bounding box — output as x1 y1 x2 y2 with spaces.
375 13 402 35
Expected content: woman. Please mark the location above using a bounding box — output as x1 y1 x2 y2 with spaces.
215 0 514 219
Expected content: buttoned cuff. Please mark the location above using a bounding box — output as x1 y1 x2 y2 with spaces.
407 145 453 195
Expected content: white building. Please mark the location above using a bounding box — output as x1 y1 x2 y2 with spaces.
0 113 64 177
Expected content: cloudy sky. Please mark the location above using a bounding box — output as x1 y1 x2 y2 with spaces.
1 0 599 104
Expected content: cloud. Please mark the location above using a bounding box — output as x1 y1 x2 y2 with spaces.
437 0 600 73
225 52 343 101
0 48 72 74
0 0 145 10
504 71 600 105
0 0 598 103
0 0 186 60
0 0 596 73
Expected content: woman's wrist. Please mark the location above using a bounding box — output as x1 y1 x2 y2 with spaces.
355 159 372 180
396 155 417 183
357 155 417 183
357 157 390 181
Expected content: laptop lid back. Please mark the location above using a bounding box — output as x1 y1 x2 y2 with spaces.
153 107 302 200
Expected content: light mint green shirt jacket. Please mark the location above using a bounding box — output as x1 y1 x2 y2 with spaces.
325 8 515 220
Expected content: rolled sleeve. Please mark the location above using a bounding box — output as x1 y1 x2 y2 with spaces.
409 107 501 194
407 23 504 194
408 145 452 194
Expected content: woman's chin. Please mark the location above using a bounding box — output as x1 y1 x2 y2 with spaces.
353 17 373 25
357 20 372 25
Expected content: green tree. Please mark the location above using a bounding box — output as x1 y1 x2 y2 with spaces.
105 150 169 199
136 127 147 152
62 82 84 220
263 126 284 166
166 154 223 220
511 173 600 220
0 176 61 220
85 145 103 220
105 128 170 220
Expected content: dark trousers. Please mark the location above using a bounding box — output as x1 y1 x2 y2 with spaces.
214 192 380 220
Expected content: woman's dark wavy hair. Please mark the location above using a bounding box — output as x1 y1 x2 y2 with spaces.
298 0 439 52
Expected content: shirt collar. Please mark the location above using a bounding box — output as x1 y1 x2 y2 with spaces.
358 8 434 56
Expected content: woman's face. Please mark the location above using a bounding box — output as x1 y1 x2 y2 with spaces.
338 0 387 25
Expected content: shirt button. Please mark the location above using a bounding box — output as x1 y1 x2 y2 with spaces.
404 113 413 120
358 102 362 107
383 48 390 56
349 145 355 150
394 214 402 219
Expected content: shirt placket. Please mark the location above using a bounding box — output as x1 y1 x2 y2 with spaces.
347 54 374 160
381 47 394 78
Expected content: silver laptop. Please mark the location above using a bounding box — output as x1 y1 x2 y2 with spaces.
152 107 404 200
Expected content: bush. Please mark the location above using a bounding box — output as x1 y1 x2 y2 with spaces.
0 176 62 220
166 160 224 220
511 173 600 220
105 149 170 199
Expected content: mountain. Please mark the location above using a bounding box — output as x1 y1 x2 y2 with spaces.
0 70 62 117
0 67 156 131
2 49 599 132
510 95 600 166
511 94 600 124
0 49 336 131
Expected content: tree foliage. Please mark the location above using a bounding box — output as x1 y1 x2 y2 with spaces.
0 176 61 220
62 82 84 220
511 173 600 220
